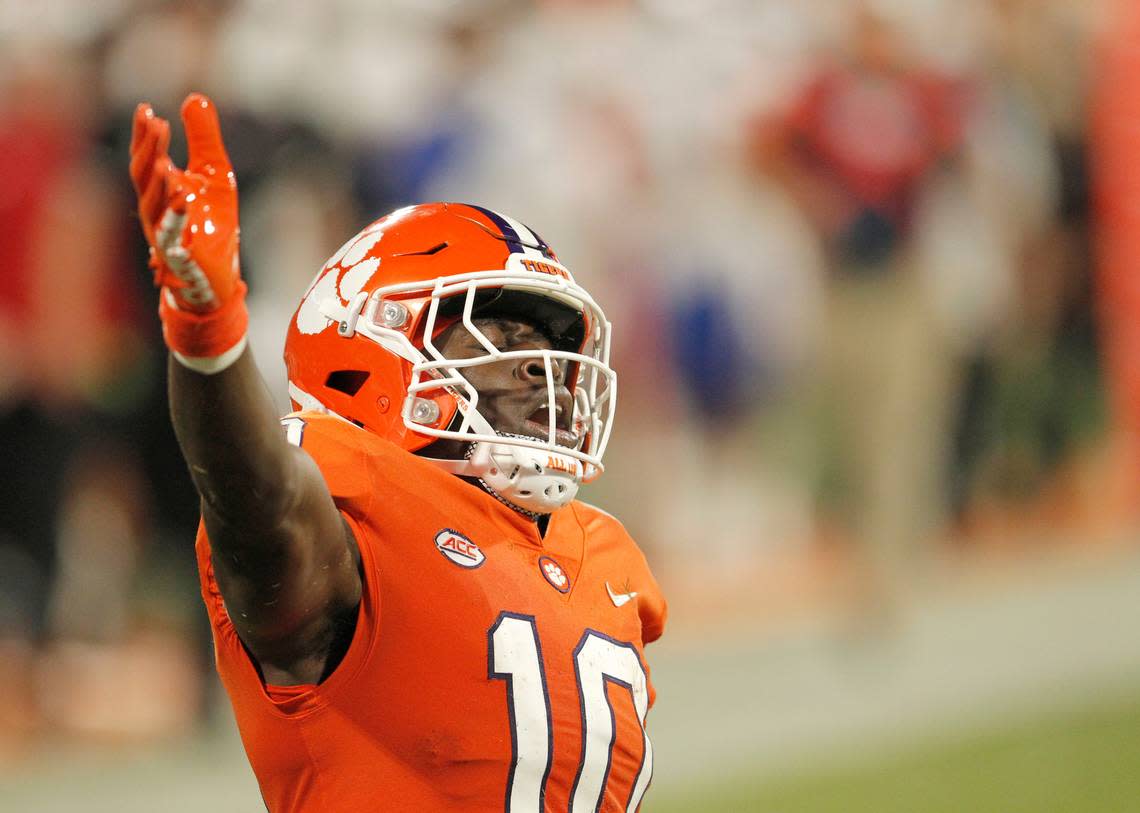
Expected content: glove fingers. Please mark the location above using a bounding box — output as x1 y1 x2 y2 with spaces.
129 116 163 191
131 125 174 246
130 117 170 210
181 93 232 175
155 115 171 168
130 103 152 154
138 157 169 233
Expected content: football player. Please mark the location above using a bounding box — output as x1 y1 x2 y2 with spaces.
129 92 666 812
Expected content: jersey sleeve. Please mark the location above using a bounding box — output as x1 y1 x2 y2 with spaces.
281 411 377 515
572 501 668 645
636 563 667 645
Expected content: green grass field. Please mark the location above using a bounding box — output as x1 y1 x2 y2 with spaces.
651 689 1140 813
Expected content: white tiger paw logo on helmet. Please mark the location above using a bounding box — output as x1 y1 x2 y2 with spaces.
295 206 417 336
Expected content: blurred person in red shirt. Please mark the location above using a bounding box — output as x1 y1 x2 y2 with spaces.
758 5 968 272
753 3 973 611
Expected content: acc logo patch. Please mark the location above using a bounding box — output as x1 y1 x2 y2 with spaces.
435 529 485 569
538 555 571 593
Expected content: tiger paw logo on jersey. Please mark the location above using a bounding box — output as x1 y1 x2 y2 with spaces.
435 529 485 568
538 555 571 593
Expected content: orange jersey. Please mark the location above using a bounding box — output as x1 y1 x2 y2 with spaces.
194 412 667 812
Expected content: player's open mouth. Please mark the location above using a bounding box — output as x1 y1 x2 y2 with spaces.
524 405 581 449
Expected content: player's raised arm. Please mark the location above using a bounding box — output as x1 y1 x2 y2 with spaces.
129 94 360 684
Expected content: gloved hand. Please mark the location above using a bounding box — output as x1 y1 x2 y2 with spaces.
129 93 248 368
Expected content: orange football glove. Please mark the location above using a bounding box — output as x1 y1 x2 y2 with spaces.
129 93 248 368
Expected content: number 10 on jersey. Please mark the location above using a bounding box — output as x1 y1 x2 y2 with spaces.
488 612 653 812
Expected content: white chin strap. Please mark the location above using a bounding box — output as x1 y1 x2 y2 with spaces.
424 434 583 515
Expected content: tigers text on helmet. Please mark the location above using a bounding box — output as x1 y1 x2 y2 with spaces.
283 203 617 514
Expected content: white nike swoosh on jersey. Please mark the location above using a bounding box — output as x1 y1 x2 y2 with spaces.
606 582 638 607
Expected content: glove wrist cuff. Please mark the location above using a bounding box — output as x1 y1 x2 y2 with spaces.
171 335 247 374
159 281 249 373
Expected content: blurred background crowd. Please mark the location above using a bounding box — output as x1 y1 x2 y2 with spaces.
3 0 1140 800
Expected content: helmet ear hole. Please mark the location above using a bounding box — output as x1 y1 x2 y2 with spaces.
325 370 371 396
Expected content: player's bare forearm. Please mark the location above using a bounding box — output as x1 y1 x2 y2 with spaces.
168 347 298 531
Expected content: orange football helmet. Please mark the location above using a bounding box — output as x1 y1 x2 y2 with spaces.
283 203 616 513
